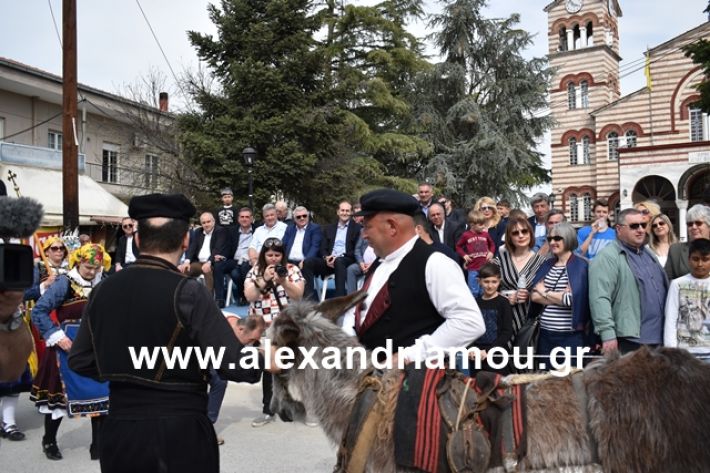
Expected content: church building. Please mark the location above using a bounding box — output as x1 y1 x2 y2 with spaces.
545 0 710 240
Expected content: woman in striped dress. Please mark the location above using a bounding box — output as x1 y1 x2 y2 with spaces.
493 216 546 345
530 223 591 369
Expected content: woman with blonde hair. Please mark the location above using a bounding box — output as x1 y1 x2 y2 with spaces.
634 200 661 228
648 214 677 267
475 196 501 230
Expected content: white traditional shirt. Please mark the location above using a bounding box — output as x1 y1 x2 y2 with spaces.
342 236 485 362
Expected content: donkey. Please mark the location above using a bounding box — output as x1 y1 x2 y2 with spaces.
268 293 710 473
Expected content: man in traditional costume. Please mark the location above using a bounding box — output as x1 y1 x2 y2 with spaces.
69 193 263 473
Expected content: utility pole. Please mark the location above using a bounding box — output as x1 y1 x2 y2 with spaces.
62 0 79 231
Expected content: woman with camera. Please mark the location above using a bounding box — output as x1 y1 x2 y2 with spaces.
243 237 304 427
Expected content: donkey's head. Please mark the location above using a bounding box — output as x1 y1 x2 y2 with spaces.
268 291 368 429
268 290 367 350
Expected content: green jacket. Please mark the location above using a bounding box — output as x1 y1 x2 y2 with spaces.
588 240 659 341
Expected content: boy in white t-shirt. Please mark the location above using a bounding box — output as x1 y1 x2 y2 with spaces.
664 238 710 360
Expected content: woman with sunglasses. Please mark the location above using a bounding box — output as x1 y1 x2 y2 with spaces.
634 200 661 235
530 223 591 369
24 237 70 301
666 204 710 280
243 237 304 428
30 244 110 461
492 217 547 349
475 197 504 254
648 214 677 267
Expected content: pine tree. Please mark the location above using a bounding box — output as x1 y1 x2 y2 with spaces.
414 0 553 205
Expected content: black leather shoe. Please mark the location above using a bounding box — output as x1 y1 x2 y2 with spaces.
43 442 63 460
90 444 100 460
1 424 25 441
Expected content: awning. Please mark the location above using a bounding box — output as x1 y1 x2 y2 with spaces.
1 163 128 226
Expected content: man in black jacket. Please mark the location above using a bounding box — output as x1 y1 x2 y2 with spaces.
115 217 139 271
69 193 264 473
301 201 361 300
178 212 230 302
428 202 464 252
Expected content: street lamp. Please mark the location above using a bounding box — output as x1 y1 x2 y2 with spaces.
242 147 257 211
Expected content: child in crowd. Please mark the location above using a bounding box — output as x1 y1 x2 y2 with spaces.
664 238 710 361
465 263 514 374
456 210 495 297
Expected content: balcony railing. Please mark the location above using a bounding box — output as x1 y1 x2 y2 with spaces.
0 141 85 170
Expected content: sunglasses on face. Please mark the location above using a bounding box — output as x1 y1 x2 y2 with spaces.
263 238 284 249
122 224 133 229
619 222 647 230
638 209 651 215
480 206 494 211
511 229 529 237
48 246 65 251
687 221 706 228
651 221 666 229
546 236 564 242
295 214 308 220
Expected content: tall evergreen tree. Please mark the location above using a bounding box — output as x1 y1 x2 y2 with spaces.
414 0 552 205
180 0 427 216
320 0 433 177
181 0 357 216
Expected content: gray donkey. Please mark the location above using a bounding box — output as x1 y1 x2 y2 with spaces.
268 293 710 473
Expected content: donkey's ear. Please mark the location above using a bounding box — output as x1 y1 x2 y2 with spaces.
270 311 300 349
315 290 368 323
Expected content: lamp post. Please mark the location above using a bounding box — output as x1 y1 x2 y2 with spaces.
242 147 257 211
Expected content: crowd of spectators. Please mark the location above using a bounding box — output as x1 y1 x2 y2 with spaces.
5 183 709 452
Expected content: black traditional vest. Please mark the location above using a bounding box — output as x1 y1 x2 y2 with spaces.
359 239 444 351
87 256 206 392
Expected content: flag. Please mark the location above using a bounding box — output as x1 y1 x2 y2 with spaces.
645 53 653 91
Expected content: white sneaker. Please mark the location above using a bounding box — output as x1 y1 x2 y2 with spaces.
251 414 275 427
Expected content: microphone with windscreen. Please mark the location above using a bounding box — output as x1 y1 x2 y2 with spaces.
0 196 44 291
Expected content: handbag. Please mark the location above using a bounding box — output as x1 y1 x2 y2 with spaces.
514 316 540 353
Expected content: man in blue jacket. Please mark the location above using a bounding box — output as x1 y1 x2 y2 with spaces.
282 206 322 268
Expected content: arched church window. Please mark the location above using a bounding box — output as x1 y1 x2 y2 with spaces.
573 24 581 50
607 132 619 160
582 193 592 221
569 194 579 222
559 27 568 51
586 22 594 46
582 136 590 164
568 82 576 110
580 80 589 109
569 137 578 165
690 105 704 142
625 129 637 148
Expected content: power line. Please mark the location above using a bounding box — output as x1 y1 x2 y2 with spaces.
0 109 71 141
47 0 62 49
134 0 190 104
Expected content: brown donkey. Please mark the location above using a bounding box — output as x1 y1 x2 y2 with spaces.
269 294 710 473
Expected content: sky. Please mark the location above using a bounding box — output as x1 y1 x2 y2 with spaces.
1 0 708 193
2 0 707 107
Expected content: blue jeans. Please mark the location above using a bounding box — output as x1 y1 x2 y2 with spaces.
467 270 481 298
207 368 228 424
536 329 585 372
